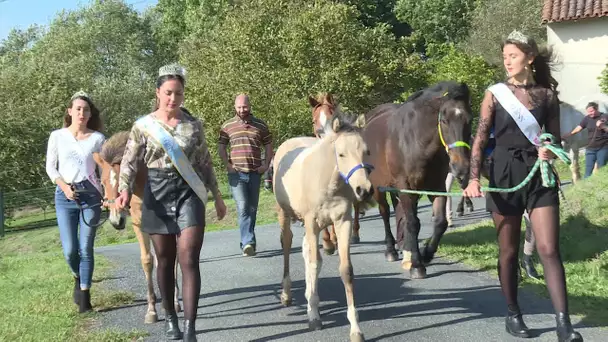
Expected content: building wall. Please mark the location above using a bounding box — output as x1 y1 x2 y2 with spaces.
546 17 608 108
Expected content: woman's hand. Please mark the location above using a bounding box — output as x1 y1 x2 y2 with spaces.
60 184 76 200
463 179 483 198
116 190 130 209
215 197 227 220
538 141 556 161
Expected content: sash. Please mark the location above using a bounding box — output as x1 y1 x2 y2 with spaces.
488 83 542 147
137 115 209 204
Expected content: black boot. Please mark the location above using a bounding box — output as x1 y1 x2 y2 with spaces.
73 277 81 305
183 319 197 342
505 308 530 338
521 254 541 280
79 289 93 313
556 312 583 342
164 311 182 340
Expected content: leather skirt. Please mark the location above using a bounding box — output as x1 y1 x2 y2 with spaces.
141 168 205 235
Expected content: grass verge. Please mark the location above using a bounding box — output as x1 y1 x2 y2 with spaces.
438 164 608 327
0 189 278 341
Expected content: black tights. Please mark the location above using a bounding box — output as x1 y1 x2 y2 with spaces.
150 226 204 321
493 206 568 315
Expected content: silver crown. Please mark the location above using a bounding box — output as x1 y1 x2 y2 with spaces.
158 63 187 81
71 90 90 101
507 30 529 44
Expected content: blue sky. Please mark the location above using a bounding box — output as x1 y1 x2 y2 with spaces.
0 0 158 41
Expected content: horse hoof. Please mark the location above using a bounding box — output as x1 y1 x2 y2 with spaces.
410 267 427 279
350 332 365 342
308 319 323 331
350 236 360 244
175 303 182 313
144 312 158 324
401 260 412 270
385 251 398 262
323 246 336 255
421 248 435 265
457 211 464 217
281 294 292 307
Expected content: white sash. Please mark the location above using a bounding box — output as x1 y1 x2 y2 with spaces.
137 115 209 205
488 83 542 147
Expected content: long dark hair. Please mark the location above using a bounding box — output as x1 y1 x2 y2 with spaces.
154 74 185 110
63 96 103 131
502 37 559 94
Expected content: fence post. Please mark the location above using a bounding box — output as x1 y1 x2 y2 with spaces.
0 190 4 238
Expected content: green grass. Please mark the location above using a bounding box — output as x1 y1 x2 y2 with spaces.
437 163 608 327
0 189 278 341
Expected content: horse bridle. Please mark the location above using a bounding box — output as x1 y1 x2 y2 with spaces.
437 112 471 152
333 143 374 184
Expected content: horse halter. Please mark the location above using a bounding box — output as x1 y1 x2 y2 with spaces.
333 145 374 185
437 112 471 152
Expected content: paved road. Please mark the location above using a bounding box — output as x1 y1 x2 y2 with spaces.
96 197 606 341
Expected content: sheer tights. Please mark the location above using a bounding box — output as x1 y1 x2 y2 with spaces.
492 205 568 314
151 226 205 321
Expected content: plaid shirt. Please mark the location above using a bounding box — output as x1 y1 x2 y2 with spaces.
218 115 272 172
118 112 219 198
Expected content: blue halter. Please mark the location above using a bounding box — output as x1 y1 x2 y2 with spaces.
334 148 374 184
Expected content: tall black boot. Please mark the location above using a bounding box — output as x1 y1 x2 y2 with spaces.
164 310 182 340
505 307 530 338
79 289 93 313
556 312 583 342
183 319 197 342
521 254 541 280
73 277 81 305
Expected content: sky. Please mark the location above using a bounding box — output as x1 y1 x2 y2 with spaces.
0 0 158 41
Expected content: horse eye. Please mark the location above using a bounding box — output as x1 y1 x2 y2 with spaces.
339 153 345 157
365 150 370 156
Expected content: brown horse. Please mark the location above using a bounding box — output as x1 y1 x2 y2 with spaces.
353 81 473 279
97 131 181 323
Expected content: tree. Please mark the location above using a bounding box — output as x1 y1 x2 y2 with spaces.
599 64 608 94
394 0 478 46
462 0 545 66
179 0 425 181
0 0 159 191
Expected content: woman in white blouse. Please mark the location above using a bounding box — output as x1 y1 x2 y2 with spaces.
45 90 105 313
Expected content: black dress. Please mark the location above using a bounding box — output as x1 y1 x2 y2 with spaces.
486 83 560 216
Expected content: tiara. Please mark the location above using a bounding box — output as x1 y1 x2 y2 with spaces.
158 63 187 81
71 90 90 101
507 30 529 44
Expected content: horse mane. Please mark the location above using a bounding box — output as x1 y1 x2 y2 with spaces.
322 109 363 136
406 81 471 104
100 131 130 165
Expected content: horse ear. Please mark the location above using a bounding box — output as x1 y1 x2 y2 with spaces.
332 116 341 132
325 93 334 105
308 96 319 108
354 114 366 128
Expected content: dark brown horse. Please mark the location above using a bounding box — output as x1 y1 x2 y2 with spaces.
353 81 473 279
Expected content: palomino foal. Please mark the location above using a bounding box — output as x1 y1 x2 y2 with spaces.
97 131 181 323
273 112 374 342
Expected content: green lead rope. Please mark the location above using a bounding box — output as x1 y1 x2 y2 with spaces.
378 133 571 196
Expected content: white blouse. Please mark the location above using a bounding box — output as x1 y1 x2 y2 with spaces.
45 128 106 184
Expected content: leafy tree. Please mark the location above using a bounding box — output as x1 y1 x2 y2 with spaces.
394 0 478 46
0 0 158 191
179 0 425 180
462 0 545 66
599 64 608 94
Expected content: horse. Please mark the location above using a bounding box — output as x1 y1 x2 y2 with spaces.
96 131 182 323
309 93 382 250
273 111 373 342
353 81 473 279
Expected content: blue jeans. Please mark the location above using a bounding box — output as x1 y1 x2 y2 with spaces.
228 171 261 249
55 180 102 289
584 146 608 178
